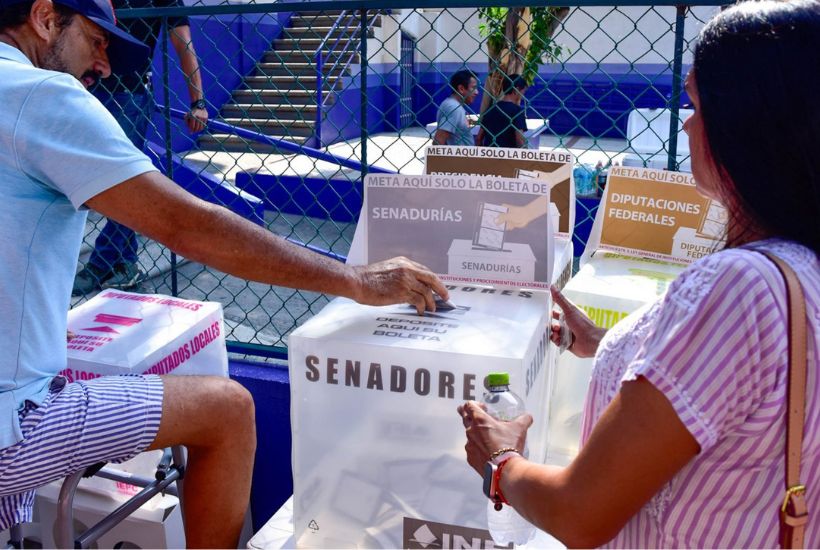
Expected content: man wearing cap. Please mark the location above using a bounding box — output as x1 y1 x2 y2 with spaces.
0 0 449 547
72 0 208 296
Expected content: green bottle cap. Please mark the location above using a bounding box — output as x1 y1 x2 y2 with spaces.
487 372 510 387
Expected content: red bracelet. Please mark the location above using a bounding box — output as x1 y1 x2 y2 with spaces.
493 456 514 508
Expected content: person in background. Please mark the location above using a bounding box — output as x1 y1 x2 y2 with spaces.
476 73 528 148
72 0 208 295
433 68 479 146
459 0 820 546
0 0 449 547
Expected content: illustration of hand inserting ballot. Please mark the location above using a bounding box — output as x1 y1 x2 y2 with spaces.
473 202 509 250
492 195 549 230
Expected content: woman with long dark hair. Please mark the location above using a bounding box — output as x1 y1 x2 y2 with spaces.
459 1 820 546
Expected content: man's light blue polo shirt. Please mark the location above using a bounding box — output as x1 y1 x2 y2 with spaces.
0 43 158 449
437 96 473 146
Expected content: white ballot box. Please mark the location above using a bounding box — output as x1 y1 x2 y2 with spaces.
546 252 686 463
447 239 537 282
64 290 227 381
288 285 552 548
552 236 574 291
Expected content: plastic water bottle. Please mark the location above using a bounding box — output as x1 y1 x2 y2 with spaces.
483 372 536 546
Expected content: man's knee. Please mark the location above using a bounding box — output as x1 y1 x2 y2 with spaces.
195 377 254 429
220 378 256 431
154 376 256 450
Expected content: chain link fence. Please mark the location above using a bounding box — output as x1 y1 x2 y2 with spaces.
72 0 724 360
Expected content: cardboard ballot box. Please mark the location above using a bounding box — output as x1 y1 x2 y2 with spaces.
64 290 227 381
546 252 686 463
288 286 551 548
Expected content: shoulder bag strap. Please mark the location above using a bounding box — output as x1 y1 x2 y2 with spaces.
761 251 809 549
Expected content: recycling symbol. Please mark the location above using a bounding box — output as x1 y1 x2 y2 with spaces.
308 520 319 532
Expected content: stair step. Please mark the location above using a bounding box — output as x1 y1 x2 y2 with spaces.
243 75 340 89
222 118 315 129
261 50 359 64
194 11 388 155
232 89 328 105
295 10 346 17
220 119 315 137
273 38 358 50
221 103 318 119
282 26 364 38
289 15 339 28
290 14 383 28
198 134 309 154
253 64 348 78
281 27 374 39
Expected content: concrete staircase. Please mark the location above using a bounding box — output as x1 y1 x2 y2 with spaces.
198 11 379 154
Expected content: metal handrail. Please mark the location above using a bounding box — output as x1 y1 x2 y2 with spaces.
315 10 381 147
159 105 394 175
314 10 352 147
315 10 350 144
157 107 361 266
326 10 381 86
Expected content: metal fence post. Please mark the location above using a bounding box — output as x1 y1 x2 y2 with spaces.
667 4 687 171
360 7 368 178
161 16 179 296
316 51 324 147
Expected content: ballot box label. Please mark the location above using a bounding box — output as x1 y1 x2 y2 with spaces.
404 517 513 549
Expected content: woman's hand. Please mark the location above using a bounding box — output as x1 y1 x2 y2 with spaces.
458 401 532 475
550 285 607 358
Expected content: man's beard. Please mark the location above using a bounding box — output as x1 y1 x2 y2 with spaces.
41 28 99 88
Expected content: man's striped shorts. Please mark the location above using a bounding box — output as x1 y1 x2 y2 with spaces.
0 375 164 531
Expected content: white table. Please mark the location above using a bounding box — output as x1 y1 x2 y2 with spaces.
425 118 550 149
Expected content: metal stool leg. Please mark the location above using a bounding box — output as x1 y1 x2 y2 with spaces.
170 445 186 524
54 471 84 548
54 447 186 549
7 523 24 549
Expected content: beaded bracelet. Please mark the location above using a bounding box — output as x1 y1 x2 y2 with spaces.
489 447 520 461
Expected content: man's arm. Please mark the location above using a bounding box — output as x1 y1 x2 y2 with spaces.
515 108 527 148
433 128 452 145
514 129 526 148
475 126 485 147
169 24 207 133
86 171 448 313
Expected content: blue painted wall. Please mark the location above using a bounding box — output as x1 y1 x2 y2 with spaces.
229 360 293 532
321 61 691 143
145 142 266 224
145 13 690 153
147 12 293 153
235 173 361 223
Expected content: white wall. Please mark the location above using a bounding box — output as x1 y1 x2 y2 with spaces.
372 6 720 68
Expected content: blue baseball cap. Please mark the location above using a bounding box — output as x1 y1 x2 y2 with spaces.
1 0 149 76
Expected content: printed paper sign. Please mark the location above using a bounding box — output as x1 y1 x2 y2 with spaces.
364 173 553 289
598 166 727 262
424 145 575 237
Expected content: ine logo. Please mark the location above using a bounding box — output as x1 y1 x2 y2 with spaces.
403 517 513 549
